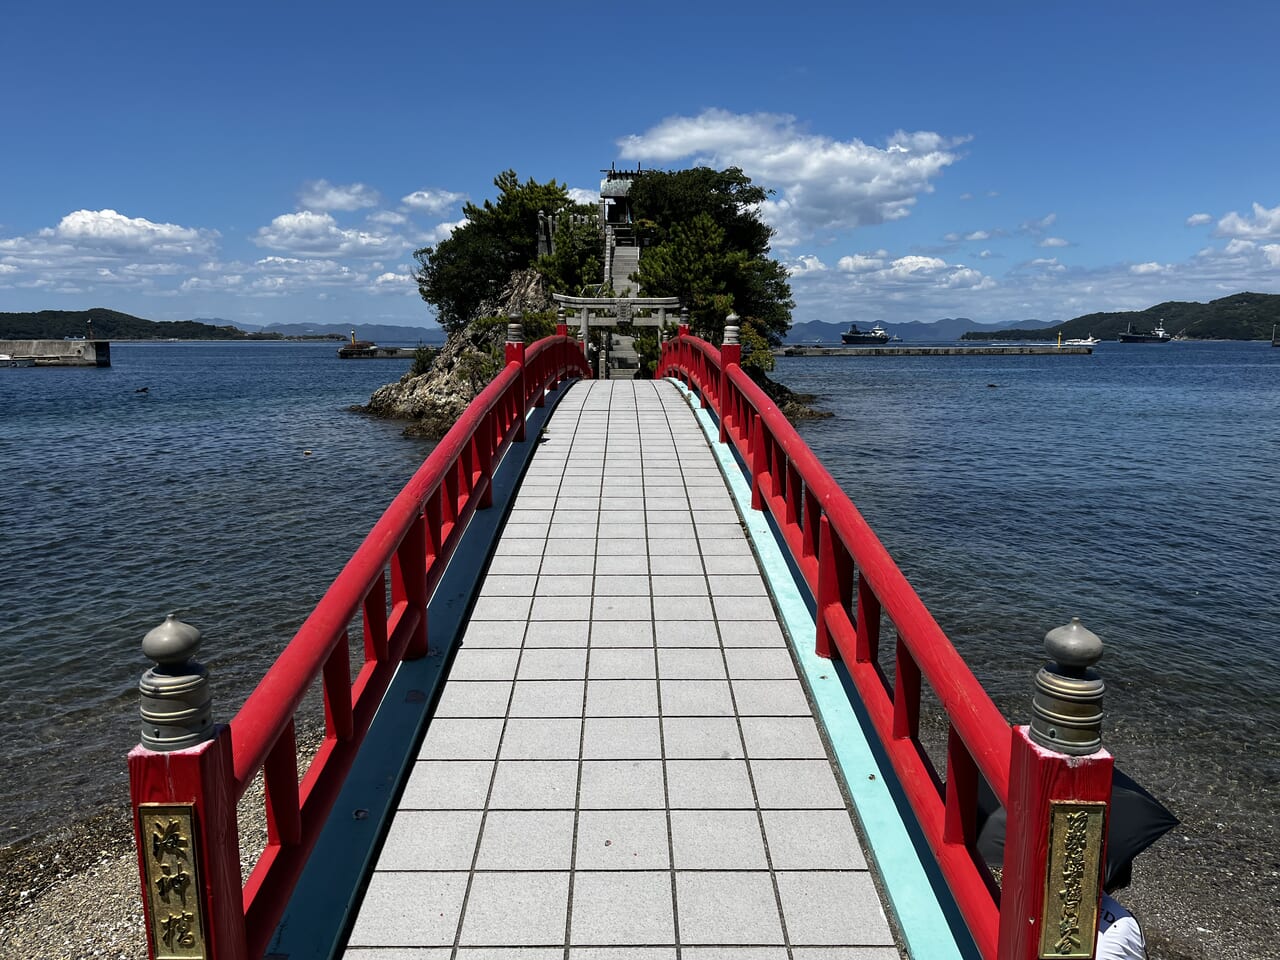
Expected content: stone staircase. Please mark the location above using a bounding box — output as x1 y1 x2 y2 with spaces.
609 244 640 295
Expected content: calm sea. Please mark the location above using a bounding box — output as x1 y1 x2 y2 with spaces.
2 340 1276 911
0 342 435 844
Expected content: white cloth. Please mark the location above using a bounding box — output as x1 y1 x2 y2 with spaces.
1095 893 1147 959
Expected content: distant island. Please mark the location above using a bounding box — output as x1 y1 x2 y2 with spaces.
961 292 1280 341
0 308 447 344
0 308 307 341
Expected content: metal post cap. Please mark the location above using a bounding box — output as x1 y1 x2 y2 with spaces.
139 615 213 751
1044 616 1103 672
723 324 740 346
142 613 202 664
1030 617 1106 756
507 322 523 343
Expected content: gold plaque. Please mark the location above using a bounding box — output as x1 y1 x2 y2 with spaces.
139 803 208 959
1039 800 1106 957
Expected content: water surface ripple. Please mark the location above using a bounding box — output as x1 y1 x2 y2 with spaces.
0 342 434 843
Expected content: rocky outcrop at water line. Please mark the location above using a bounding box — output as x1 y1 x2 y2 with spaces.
356 270 554 440
355 266 829 435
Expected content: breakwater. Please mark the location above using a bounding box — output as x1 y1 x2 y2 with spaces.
0 338 111 366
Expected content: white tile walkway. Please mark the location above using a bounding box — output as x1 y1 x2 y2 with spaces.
342 380 900 959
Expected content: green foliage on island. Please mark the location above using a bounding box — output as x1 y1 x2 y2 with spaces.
0 308 276 341
412 171 595 336
410 166 793 373
961 292 1280 341
630 166 793 368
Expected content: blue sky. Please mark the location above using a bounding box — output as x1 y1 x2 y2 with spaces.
2 1 1277 330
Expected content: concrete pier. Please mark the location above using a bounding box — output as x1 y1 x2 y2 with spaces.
336 345 420 359
777 343 1091 357
0 338 111 366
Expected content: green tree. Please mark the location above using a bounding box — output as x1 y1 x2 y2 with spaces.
628 167 793 358
537 212 603 295
413 171 581 334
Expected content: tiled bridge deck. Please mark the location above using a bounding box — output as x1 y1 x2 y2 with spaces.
343 380 901 959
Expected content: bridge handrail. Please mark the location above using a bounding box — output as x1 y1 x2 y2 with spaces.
129 333 589 960
656 332 1110 960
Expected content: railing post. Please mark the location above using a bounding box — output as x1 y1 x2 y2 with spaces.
720 316 740 443
556 305 568 338
506 316 527 438
130 615 247 960
749 413 767 511
678 305 689 338
999 618 1113 960
814 515 849 659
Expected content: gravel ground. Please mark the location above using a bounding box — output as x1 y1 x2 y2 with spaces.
1 801 1270 960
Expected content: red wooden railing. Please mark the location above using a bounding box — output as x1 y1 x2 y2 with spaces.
129 332 589 960
657 331 1112 960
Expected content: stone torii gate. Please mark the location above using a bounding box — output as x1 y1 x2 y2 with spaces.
551 293 686 378
551 293 684 342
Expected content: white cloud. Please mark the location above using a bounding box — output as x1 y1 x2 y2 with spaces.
836 253 885 272
180 274 244 292
568 187 599 205
1026 257 1067 272
44 209 218 256
1038 237 1069 248
401 188 467 214
964 230 990 241
1262 244 1280 267
299 179 381 211
419 218 467 245
805 250 990 293
886 255 947 277
371 271 416 295
1186 213 1213 227
617 109 963 246
0 263 18 275
1130 262 1167 275
978 249 993 259
1021 213 1057 235
254 211 401 257
787 255 827 276
368 210 408 226
959 192 974 201
1215 201 1280 240
254 255 359 278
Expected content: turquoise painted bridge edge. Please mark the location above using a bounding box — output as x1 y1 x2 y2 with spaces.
672 379 981 960
266 381 577 960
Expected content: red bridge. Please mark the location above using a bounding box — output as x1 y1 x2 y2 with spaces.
129 324 1113 959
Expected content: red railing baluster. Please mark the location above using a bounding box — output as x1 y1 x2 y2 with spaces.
129 334 590 960
943 725 978 847
655 332 1112 960
263 720 301 847
892 641 921 742
362 575 388 662
323 640 353 742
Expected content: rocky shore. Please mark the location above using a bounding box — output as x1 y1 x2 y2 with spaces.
0 789 1267 960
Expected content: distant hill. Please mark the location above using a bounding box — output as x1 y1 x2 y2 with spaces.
785 316 1053 344
963 292 1280 341
0 309 447 344
0 308 261 340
